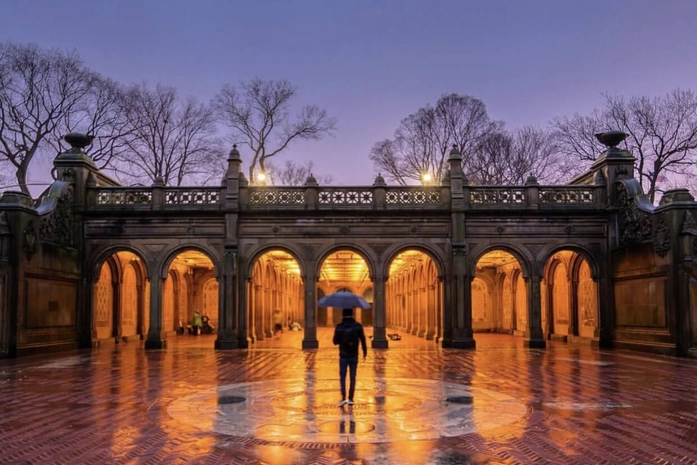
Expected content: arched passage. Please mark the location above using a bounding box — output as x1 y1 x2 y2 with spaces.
162 249 218 337
542 249 599 343
92 250 147 345
247 249 303 341
385 248 442 343
317 249 372 329
471 249 528 338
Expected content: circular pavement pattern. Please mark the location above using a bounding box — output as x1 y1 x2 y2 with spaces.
167 377 529 443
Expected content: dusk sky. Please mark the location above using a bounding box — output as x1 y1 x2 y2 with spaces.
2 0 697 187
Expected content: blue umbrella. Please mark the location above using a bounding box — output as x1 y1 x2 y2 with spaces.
317 291 371 309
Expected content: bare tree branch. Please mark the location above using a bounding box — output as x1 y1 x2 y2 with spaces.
552 89 697 202
110 83 222 186
266 159 333 186
213 78 336 183
0 42 94 194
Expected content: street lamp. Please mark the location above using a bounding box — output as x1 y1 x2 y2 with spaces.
421 172 433 185
256 171 267 186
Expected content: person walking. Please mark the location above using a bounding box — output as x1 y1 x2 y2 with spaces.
333 308 367 407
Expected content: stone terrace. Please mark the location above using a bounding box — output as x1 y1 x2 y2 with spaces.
1 332 697 464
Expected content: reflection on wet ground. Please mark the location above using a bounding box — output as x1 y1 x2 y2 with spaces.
2 330 697 464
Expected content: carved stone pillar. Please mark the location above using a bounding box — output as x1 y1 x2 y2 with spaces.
216 248 240 349
145 274 166 350
452 248 475 349
246 278 256 343
426 283 436 340
254 285 264 341
372 274 388 349
524 273 546 348
302 262 318 349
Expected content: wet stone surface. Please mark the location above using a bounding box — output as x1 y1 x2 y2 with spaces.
2 331 697 464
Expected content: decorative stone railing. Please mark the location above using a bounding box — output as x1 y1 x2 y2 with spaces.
87 184 602 212
96 188 154 206
538 186 595 204
92 187 222 209
249 188 306 205
466 185 599 209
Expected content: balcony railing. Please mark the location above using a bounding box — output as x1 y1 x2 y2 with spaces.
87 183 602 212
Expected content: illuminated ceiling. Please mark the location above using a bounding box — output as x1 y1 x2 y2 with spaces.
171 250 214 270
476 250 518 269
320 251 369 283
388 250 428 277
264 250 301 275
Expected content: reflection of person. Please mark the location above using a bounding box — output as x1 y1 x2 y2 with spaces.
192 310 202 335
333 308 367 407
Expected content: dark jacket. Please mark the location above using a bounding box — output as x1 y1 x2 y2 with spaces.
333 317 367 359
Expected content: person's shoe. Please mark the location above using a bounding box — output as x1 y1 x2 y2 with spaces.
347 400 355 406
337 400 348 407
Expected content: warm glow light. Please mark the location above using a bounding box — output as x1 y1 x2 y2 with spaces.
256 171 267 184
422 172 433 184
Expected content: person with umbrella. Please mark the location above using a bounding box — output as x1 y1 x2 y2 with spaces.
333 308 367 407
318 291 370 407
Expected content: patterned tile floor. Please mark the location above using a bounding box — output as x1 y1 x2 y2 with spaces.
2 330 697 464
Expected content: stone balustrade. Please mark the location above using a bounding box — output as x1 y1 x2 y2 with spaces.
86 184 602 211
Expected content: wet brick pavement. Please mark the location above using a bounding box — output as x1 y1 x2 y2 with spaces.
1 330 697 464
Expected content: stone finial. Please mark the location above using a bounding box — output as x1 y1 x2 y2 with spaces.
304 173 318 187
525 174 539 186
228 144 241 161
64 133 95 151
448 144 462 161
152 176 165 187
373 173 386 187
595 131 627 148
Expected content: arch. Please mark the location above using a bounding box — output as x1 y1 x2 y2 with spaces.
315 243 377 279
159 243 221 280
91 245 149 281
537 243 601 280
244 244 305 280
382 243 446 280
468 243 532 279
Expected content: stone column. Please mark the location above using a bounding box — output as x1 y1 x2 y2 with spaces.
302 262 319 349
524 273 546 348
426 283 436 340
372 273 388 348
216 248 240 349
145 273 166 350
441 275 453 347
254 284 264 341
247 278 256 343
451 248 475 349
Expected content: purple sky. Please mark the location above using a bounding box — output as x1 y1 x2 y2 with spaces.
3 0 697 187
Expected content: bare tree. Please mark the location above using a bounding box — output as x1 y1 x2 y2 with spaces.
213 78 337 183
0 42 94 194
370 93 498 185
468 127 564 185
111 84 222 186
552 89 697 202
266 159 333 186
52 76 135 170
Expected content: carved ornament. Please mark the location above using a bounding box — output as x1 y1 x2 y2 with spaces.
39 185 75 247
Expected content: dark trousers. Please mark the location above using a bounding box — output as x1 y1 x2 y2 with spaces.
339 357 358 401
